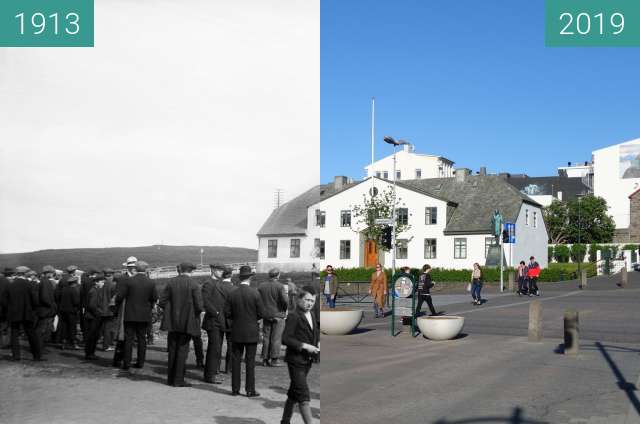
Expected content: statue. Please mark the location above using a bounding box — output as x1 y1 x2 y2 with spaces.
491 209 503 242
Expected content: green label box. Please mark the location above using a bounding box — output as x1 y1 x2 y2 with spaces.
0 0 93 47
546 0 640 47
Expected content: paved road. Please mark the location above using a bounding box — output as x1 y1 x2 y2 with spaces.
322 273 640 424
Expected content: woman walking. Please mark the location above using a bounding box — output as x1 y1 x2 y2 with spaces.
368 264 387 318
516 261 528 296
415 264 438 316
470 263 483 305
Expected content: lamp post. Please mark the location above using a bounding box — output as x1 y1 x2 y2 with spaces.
577 194 583 278
384 135 409 336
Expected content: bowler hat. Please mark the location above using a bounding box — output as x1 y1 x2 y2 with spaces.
15 266 31 274
135 261 149 272
66 265 78 273
222 268 233 278
238 265 254 279
123 256 138 267
42 265 55 273
268 268 281 279
179 262 197 273
209 263 226 271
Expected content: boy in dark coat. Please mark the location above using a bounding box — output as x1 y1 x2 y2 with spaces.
280 285 320 424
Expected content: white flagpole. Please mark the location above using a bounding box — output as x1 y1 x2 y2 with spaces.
371 96 375 186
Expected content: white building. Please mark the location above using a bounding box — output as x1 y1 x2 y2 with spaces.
593 138 640 238
257 172 548 272
557 161 594 189
364 144 455 180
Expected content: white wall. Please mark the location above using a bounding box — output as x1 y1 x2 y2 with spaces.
256 235 315 273
593 138 640 229
558 165 592 178
510 203 549 268
364 150 454 180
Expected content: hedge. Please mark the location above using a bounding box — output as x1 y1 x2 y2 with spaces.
554 245 570 263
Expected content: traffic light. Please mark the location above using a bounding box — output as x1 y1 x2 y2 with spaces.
380 226 393 249
502 229 509 244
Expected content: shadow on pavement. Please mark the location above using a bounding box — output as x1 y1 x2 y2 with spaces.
595 341 640 414
268 385 320 400
214 416 267 424
433 406 549 423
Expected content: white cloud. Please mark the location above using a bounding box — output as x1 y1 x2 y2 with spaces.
0 0 319 253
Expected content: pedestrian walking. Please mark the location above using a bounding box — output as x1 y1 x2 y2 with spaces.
527 256 541 296
415 264 438 316
323 265 338 308
224 265 268 397
201 263 227 384
368 264 387 318
516 261 528 296
159 262 204 387
258 268 288 367
280 286 320 424
0 266 43 361
115 260 158 372
470 263 483 305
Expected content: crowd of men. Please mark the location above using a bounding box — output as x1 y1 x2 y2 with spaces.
0 257 320 424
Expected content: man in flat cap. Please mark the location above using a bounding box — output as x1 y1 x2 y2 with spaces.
55 266 82 349
0 266 43 361
115 260 158 372
159 262 203 387
258 268 288 367
34 266 57 353
201 263 227 384
225 265 269 397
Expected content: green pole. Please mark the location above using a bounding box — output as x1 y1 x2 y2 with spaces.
391 274 395 336
411 279 416 337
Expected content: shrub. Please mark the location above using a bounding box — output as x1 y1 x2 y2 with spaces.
570 243 587 263
548 246 554 262
588 244 600 262
611 245 619 258
622 244 639 251
554 245 570 263
540 263 596 281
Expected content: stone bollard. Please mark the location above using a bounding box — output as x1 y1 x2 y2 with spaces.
508 272 515 292
621 266 628 288
563 309 579 355
528 300 542 342
581 270 587 289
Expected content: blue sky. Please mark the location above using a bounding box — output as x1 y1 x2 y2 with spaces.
321 0 640 183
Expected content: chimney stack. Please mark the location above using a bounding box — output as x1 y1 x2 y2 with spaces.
334 176 348 191
479 167 487 176
455 168 470 182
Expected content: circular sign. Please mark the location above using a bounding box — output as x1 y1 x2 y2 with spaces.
369 187 378 197
393 273 415 298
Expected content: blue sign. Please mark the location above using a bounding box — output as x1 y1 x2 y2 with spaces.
505 222 516 243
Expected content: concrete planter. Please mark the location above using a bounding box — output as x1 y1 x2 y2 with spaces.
417 316 464 340
320 309 363 335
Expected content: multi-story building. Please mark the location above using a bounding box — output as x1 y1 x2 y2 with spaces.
364 144 455 180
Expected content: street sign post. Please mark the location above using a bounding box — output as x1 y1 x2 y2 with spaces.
374 218 393 225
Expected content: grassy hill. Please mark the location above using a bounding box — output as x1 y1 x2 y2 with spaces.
0 245 257 272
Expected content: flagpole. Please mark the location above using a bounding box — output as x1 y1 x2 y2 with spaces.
371 96 375 184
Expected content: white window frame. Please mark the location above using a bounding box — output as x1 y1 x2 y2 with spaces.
424 238 437 259
340 210 351 227
425 207 437 225
454 238 467 259
415 169 422 179
396 239 408 259
339 240 351 260
290 239 300 258
267 239 278 258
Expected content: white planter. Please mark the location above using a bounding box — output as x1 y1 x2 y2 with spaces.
320 309 363 335
417 316 465 340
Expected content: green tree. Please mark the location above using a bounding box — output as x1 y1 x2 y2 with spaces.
554 245 570 263
543 195 615 244
570 243 586 263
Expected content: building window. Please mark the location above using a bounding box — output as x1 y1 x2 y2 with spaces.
340 210 351 227
375 171 381 178
438 166 443 177
314 238 325 259
525 209 529 226
425 207 437 225
416 169 422 179
424 238 437 259
396 170 401 180
454 238 467 259
290 239 300 258
533 211 537 228
396 239 408 259
397 208 409 226
340 240 351 260
383 171 388 179
268 240 277 258
315 209 326 227
485 237 494 258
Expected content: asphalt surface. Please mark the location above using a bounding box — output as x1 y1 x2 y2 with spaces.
322 273 640 424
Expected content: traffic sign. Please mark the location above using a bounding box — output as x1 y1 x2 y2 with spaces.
505 222 516 243
375 218 393 225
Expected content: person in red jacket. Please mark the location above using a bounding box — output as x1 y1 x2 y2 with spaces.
527 256 541 297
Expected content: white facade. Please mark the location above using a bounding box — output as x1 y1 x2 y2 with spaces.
593 138 640 229
558 163 593 179
364 145 454 181
505 203 549 268
256 235 315 273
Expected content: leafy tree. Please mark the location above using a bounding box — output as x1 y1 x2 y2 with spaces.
570 243 586 263
542 195 615 244
588 243 600 262
548 246 554 263
554 245 570 263
351 186 412 251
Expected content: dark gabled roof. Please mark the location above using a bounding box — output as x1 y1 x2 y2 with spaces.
400 175 541 234
503 176 590 200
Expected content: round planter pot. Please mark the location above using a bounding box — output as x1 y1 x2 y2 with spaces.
320 309 364 335
417 316 464 340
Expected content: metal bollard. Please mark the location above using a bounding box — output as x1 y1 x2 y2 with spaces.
581 270 587 289
528 300 542 342
563 309 579 355
621 266 628 288
508 272 515 292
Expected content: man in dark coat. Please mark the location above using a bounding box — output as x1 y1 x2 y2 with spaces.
55 265 82 349
201 263 227 384
225 265 268 397
115 260 158 371
258 268 288 367
219 267 236 374
79 267 98 342
280 286 320 424
1 266 42 361
84 273 110 360
0 268 13 348
159 262 203 387
35 265 57 353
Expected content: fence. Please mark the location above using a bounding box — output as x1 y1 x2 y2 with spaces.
147 262 257 280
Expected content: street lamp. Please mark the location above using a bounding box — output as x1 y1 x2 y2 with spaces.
577 194 583 282
383 135 409 336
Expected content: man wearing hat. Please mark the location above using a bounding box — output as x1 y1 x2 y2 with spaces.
34 265 57 352
84 273 111 360
115 260 158 371
80 267 99 342
0 266 43 361
159 262 203 387
55 266 82 349
201 263 227 384
100 268 117 351
0 268 13 348
258 268 288 367
225 265 269 397
219 267 236 374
